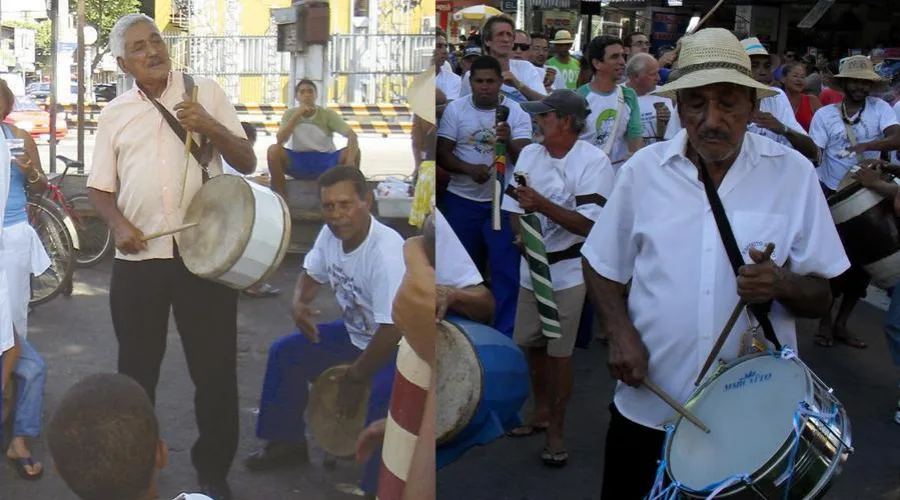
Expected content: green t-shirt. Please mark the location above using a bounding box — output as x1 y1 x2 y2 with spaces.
281 105 351 153
546 56 581 90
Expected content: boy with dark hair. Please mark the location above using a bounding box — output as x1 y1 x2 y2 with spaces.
47 373 212 500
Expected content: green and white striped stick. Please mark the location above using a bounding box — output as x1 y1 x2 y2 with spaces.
515 173 562 340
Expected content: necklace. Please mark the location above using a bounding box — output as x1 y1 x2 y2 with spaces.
840 99 865 126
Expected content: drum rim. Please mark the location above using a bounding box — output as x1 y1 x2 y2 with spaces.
827 180 865 206
435 317 485 445
664 352 851 496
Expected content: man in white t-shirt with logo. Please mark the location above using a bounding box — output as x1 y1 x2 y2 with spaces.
809 55 900 349
577 35 643 167
436 28 461 101
502 90 615 467
458 15 546 103
245 167 405 498
437 55 533 336
521 32 566 93
625 53 673 146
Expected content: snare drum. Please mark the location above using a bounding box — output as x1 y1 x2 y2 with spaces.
660 352 852 499
179 175 291 289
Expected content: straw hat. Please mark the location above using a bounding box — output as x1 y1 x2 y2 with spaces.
834 55 887 84
550 30 575 45
651 28 777 101
741 37 769 57
407 66 435 124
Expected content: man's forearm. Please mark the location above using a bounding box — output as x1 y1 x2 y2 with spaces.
785 131 819 159
88 188 127 230
351 325 403 380
207 121 256 173
293 272 323 306
863 134 900 152
866 179 899 199
773 269 833 318
449 285 495 325
628 137 644 153
541 203 594 237
516 84 544 102
276 113 304 145
437 142 473 175
583 260 632 336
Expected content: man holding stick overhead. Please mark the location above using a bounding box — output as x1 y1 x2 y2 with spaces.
580 28 849 499
87 14 255 500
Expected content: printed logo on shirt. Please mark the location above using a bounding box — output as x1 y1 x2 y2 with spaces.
465 127 497 156
744 240 778 261
328 264 374 334
593 108 619 148
723 370 773 392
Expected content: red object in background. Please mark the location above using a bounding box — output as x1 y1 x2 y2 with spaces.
5 95 68 142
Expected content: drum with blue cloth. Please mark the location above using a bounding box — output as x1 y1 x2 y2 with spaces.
436 317 529 466
650 351 852 499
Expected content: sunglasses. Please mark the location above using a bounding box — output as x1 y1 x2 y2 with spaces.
513 43 531 51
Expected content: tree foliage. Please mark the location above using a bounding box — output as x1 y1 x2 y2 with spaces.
70 0 142 71
2 20 52 69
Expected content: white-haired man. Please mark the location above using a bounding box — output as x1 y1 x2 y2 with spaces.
625 52 673 145
87 14 255 500
582 28 849 498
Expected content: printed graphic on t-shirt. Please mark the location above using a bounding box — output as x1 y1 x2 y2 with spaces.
328 263 375 335
593 108 619 149
465 127 496 155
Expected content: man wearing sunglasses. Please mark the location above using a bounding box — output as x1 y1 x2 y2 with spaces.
514 31 566 93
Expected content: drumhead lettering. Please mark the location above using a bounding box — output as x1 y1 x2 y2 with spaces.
723 370 773 391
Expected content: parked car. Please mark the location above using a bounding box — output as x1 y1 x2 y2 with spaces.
26 83 83 107
6 96 68 142
94 83 117 102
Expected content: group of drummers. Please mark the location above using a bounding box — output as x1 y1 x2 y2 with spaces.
434 13 900 500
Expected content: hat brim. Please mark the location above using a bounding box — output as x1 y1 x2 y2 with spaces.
651 67 778 101
519 101 554 115
833 73 888 83
549 39 574 45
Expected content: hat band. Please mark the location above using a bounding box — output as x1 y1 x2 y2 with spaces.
677 61 754 79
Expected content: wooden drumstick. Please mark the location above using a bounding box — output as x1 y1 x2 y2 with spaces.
695 242 775 386
140 223 199 242
643 378 710 434
179 85 200 207
688 0 726 34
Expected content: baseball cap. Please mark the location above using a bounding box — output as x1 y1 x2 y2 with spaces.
520 89 590 118
462 46 482 59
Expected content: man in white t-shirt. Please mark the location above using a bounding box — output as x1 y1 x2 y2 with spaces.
437 55 533 336
625 53 673 145
436 28 461 101
583 29 849 498
808 55 900 349
519 32 566 93
245 167 405 498
458 15 546 103
577 35 643 167
502 90 615 467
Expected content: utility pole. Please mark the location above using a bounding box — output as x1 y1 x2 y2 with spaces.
48 0 58 173
76 0 85 167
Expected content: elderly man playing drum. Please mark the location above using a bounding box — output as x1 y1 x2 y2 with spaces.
87 13 256 500
245 167 405 499
581 28 850 499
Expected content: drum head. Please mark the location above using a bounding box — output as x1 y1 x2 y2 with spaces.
436 320 482 444
308 364 372 458
180 175 255 278
668 355 811 491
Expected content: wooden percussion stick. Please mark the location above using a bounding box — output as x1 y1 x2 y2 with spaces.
643 378 710 434
179 85 200 207
695 242 775 386
688 0 726 34
140 223 198 242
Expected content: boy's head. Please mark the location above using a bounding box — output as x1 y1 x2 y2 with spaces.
48 373 167 500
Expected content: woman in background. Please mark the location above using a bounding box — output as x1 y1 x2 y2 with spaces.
782 61 822 132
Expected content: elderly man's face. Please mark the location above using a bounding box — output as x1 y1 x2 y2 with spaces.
678 84 755 163
749 55 772 85
118 21 171 84
532 111 567 144
486 22 514 57
512 31 531 61
631 57 660 95
530 38 549 66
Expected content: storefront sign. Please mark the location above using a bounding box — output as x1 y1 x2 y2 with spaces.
650 11 691 53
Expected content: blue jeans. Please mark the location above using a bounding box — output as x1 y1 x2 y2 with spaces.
441 191 520 336
886 288 900 366
12 337 45 438
285 149 343 180
255 319 396 495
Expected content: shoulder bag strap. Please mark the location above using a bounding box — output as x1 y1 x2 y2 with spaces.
696 157 783 351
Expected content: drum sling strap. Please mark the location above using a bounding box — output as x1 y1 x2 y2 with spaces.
697 157 783 351
141 73 215 183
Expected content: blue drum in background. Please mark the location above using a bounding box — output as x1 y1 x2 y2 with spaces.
436 316 529 468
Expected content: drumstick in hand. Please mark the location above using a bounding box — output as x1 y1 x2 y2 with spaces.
179 85 200 207
141 223 199 242
695 242 775 386
643 378 710 434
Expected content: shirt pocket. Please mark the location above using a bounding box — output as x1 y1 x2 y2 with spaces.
731 211 790 267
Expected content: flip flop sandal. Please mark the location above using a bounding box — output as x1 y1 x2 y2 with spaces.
541 447 568 468
7 456 44 480
505 422 549 438
834 334 868 349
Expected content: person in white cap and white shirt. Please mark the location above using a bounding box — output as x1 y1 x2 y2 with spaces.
436 28 461 101
458 15 546 103
581 28 849 499
625 52 673 145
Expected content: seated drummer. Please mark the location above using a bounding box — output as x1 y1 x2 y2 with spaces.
244 167 404 499
266 79 361 199
580 29 850 499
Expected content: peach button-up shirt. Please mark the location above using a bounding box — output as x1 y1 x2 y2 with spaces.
87 71 246 261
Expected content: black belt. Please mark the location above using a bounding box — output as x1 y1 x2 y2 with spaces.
547 242 584 265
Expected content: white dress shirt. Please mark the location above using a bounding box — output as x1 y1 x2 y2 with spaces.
582 130 850 429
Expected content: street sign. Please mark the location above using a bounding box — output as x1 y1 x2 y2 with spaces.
798 0 836 29
58 42 77 51
501 0 516 12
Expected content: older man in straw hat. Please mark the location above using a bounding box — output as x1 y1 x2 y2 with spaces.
580 28 850 498
808 55 900 350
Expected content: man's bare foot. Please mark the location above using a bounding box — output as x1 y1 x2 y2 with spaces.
815 317 834 347
833 324 868 348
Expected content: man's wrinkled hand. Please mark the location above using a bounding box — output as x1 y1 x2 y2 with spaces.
466 164 492 184
751 111 784 134
515 186 547 212
291 301 321 342
495 121 511 143
336 371 367 419
502 71 521 89
737 246 779 304
853 164 882 188
607 326 649 387
436 285 456 322
174 94 215 134
113 220 147 255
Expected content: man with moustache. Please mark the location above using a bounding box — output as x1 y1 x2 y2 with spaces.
809 55 900 349
581 28 849 498
437 55 533 336
502 90 615 467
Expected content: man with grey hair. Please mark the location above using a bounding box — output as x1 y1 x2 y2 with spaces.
87 13 256 500
626 52 673 145
501 90 615 467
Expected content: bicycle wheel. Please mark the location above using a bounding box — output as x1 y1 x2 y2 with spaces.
28 198 75 307
67 193 114 267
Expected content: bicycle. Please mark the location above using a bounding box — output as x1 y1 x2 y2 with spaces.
28 196 75 307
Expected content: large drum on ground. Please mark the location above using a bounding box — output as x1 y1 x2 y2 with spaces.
828 180 900 289
436 317 529 448
179 175 291 289
308 364 372 458
662 352 852 499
